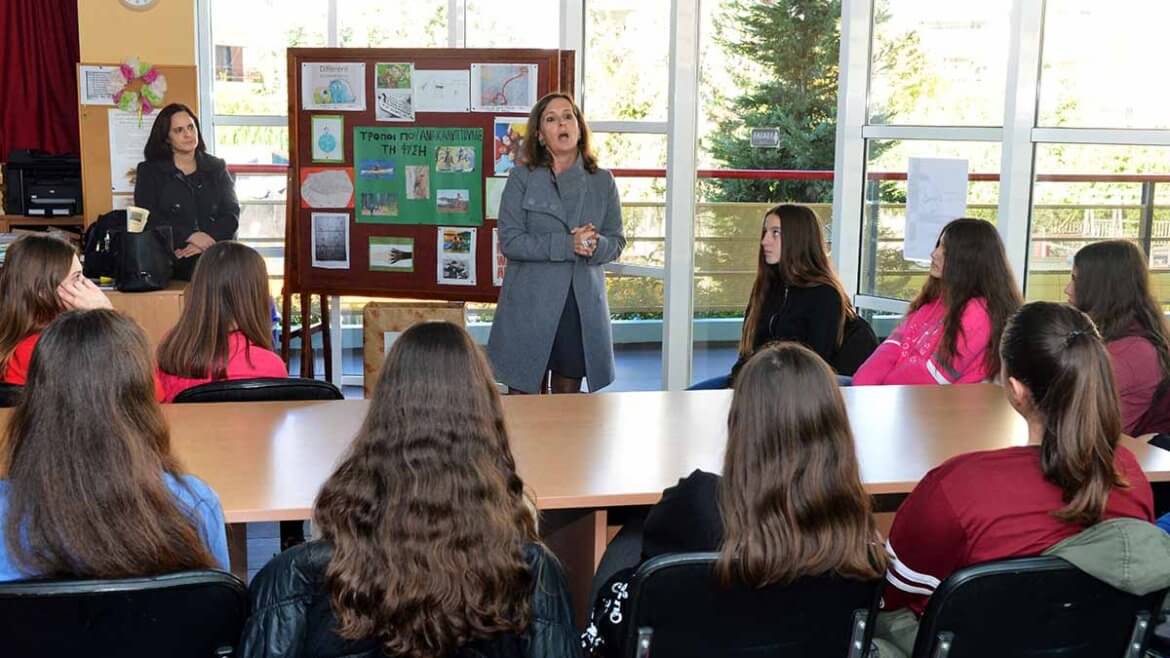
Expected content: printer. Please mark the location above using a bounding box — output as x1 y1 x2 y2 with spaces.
3 150 83 217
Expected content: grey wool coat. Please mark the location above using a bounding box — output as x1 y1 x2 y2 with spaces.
488 156 626 393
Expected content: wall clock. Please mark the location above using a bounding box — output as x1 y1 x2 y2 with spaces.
120 0 160 10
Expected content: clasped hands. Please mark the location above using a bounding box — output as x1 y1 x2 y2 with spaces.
176 231 216 259
571 223 599 258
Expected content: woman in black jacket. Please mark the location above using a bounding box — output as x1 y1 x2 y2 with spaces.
240 322 579 658
134 103 239 280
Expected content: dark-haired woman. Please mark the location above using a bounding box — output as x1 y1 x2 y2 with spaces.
0 309 229 581
156 241 286 402
241 322 578 658
583 343 885 657
692 204 858 389
854 217 1022 385
135 103 239 280
877 302 1155 654
1067 240 1170 434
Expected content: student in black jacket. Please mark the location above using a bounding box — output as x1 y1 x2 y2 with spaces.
583 343 887 657
240 322 579 658
134 103 239 280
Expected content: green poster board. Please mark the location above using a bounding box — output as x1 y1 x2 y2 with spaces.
353 126 483 226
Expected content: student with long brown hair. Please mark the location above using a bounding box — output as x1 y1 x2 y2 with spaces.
584 342 886 657
0 233 111 385
878 302 1154 654
692 204 862 389
240 322 578 658
1066 240 1170 433
854 217 1022 385
0 309 229 581
156 240 286 402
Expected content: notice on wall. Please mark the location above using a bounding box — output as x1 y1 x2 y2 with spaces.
108 110 153 193
905 157 968 262
353 126 483 226
80 65 119 105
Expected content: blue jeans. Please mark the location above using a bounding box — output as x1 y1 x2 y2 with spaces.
688 374 731 390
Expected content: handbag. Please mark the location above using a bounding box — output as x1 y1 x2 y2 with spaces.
830 314 880 376
113 226 175 292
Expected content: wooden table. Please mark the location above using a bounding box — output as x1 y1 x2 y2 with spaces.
106 282 187 351
0 215 84 233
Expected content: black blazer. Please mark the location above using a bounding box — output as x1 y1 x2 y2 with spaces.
133 152 239 248
241 541 581 658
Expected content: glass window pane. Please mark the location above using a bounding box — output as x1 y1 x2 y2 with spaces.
1027 144 1170 303
211 0 328 116
869 0 1011 126
338 1 447 48
1038 1 1170 129
585 0 669 121
214 125 289 165
860 140 1002 301
467 0 558 48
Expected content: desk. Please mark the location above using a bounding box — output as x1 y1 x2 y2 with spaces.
106 282 186 351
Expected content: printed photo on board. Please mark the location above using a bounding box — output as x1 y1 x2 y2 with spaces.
437 226 476 286
436 189 470 214
361 192 399 217
311 212 350 269
369 236 414 272
405 165 430 200
357 159 396 180
435 146 475 173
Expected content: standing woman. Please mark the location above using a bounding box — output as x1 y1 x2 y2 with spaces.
135 103 240 280
1066 240 1170 434
489 93 626 394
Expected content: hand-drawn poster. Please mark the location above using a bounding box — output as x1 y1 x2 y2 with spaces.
905 158 968 261
108 110 153 193
311 212 350 269
300 167 355 209
375 62 414 121
311 114 345 162
492 228 506 287
302 62 366 111
414 69 470 113
493 117 527 175
438 227 477 286
369 236 414 272
353 126 483 225
471 63 537 113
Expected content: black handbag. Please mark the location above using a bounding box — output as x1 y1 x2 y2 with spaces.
830 314 880 376
82 210 125 279
113 226 174 292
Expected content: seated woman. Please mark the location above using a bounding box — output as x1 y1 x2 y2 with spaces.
156 241 286 402
1067 240 1170 434
240 322 578 658
0 309 229 581
692 204 858 389
876 302 1155 655
583 342 886 657
854 217 1021 385
0 233 111 385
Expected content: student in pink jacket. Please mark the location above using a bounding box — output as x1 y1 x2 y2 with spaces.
156 241 287 402
854 218 1022 386
1067 240 1170 434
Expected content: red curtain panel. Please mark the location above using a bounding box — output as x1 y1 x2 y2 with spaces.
0 0 81 159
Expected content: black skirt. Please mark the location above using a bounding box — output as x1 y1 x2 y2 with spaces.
547 284 587 379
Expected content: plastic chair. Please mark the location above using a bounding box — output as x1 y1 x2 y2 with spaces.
623 552 880 658
911 556 1164 658
0 382 23 408
0 569 248 658
172 377 343 403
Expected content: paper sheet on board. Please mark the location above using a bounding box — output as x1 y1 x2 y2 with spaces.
905 157 968 262
108 110 152 193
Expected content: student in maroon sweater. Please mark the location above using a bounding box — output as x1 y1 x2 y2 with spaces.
1066 240 1170 434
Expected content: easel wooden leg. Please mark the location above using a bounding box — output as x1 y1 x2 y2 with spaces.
321 295 332 382
280 291 293 364
299 293 312 378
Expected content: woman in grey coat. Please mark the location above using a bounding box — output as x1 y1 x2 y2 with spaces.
488 93 625 394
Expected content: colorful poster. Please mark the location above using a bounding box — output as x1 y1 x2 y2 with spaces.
492 228 506 287
375 62 414 121
311 115 345 162
493 117 527 175
438 226 477 286
369 236 414 272
353 126 483 225
471 63 538 113
300 167 355 209
301 62 367 111
311 212 350 269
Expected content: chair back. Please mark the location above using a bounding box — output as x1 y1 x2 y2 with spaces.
0 382 23 408
912 556 1164 658
0 569 248 658
625 552 880 658
173 377 343 403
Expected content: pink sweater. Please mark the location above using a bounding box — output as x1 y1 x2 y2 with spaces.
853 298 993 386
157 331 288 403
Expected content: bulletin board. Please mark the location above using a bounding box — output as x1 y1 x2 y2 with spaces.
284 48 574 304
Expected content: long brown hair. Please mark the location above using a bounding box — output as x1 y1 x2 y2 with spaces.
314 321 538 658
1072 240 1170 373
522 92 599 173
157 241 273 379
739 204 854 357
3 309 216 578
910 218 1022 379
717 342 885 587
0 234 75 377
1001 302 1127 525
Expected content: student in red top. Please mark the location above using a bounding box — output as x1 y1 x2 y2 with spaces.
0 234 112 385
1066 240 1170 434
156 241 286 402
877 302 1154 653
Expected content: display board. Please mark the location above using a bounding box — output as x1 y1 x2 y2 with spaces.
285 48 574 303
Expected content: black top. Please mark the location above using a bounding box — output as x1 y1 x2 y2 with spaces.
731 282 842 380
133 152 239 249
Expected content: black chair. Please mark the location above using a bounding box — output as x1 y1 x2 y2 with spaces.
623 552 880 658
911 556 1164 658
0 382 23 407
172 376 343 403
0 569 248 658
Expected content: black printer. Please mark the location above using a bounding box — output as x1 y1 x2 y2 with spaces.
3 150 83 217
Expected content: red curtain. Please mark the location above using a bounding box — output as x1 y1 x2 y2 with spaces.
0 0 80 159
